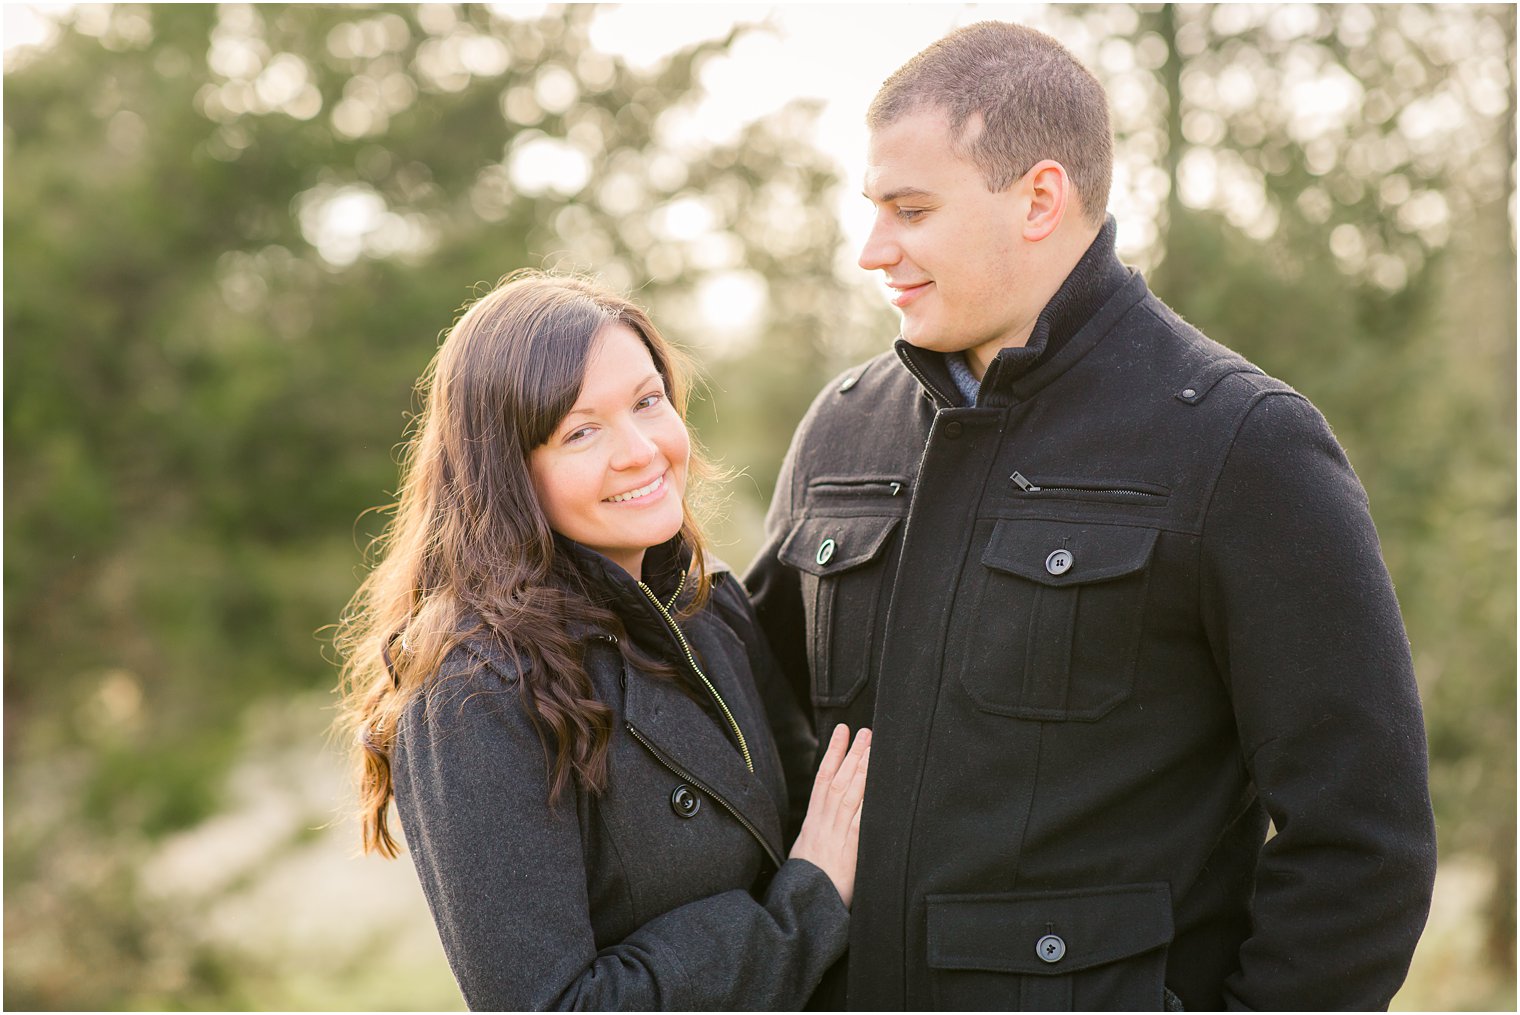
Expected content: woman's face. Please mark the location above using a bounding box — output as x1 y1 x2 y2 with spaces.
528 323 691 578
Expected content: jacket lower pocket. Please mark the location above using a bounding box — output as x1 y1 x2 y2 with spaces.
926 883 1174 1011
957 517 1158 721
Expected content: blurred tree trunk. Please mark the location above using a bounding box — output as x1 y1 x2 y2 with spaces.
1077 0 1518 985
1157 3 1184 262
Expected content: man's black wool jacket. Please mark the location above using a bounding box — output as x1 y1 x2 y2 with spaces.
745 219 1438 1011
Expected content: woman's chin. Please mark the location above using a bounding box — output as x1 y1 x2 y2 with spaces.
585 513 686 574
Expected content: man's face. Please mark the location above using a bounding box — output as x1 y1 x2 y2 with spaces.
860 108 1037 368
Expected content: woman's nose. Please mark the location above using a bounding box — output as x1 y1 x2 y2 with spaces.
610 422 657 470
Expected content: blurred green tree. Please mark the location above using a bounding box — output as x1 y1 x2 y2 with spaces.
3 5 857 1007
1045 2 1516 983
4 2 1513 1009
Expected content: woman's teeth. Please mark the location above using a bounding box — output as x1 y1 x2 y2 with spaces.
606 475 663 503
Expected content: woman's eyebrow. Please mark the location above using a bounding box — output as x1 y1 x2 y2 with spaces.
561 372 663 419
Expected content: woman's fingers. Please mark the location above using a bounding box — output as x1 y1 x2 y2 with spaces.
790 727 871 910
812 723 849 795
814 728 869 828
842 735 869 807
830 727 870 796
805 725 871 829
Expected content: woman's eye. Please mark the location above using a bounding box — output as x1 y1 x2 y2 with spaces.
635 392 664 411
563 426 595 444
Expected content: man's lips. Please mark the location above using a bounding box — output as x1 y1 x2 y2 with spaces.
889 281 933 308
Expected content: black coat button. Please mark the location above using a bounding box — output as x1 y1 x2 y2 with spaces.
1036 933 1066 963
670 784 701 818
944 420 964 439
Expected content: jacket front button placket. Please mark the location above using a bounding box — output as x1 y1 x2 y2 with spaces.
1035 933 1066 963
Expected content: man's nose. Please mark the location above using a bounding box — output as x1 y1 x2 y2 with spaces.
858 217 900 272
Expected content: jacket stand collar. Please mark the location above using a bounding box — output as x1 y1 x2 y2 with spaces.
896 215 1133 409
555 534 686 641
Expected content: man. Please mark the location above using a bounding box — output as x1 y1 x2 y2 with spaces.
745 21 1437 1011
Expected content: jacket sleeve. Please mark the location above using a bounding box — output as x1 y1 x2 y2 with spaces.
1199 392 1437 1011
743 427 813 734
390 654 849 1012
713 577 818 840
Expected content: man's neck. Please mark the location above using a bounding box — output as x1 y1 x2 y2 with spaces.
964 217 1103 380
965 316 1039 379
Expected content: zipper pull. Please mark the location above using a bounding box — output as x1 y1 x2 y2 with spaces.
1011 471 1041 493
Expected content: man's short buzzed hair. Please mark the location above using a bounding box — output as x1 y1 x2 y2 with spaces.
868 22 1113 225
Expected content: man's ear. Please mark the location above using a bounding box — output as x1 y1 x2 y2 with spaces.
1020 160 1070 242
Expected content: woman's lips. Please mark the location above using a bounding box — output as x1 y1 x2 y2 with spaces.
891 281 932 308
604 472 667 505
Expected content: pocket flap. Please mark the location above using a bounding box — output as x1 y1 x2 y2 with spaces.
927 883 1173 975
778 515 900 577
982 518 1158 587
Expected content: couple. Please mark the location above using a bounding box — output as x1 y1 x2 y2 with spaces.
335 23 1437 1012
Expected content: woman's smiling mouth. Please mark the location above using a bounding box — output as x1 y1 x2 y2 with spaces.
604 473 666 504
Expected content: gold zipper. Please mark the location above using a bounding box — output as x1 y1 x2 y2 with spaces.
663 570 686 611
625 721 780 867
637 579 754 773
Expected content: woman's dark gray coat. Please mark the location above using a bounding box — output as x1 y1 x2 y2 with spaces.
391 540 846 1010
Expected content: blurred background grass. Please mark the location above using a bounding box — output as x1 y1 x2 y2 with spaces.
4 4 1514 1009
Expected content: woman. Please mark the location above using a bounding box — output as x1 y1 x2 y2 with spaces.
334 271 867 1010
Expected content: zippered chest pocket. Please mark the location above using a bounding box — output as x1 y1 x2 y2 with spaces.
778 511 902 708
957 517 1158 721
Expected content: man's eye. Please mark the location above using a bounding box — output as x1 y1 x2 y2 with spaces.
897 208 925 222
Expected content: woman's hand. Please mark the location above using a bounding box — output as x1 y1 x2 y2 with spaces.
789 724 871 909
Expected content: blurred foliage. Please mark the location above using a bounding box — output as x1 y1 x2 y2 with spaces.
1088 2 1518 977
3 4 865 1008
2 2 1513 1010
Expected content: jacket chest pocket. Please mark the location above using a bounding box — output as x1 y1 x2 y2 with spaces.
958 518 1158 721
778 513 901 708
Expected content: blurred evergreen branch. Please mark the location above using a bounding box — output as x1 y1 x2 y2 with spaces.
3 3 1513 1008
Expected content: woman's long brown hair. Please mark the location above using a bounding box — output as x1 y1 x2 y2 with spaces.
333 271 717 857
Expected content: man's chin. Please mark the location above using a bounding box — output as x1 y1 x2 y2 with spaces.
898 324 957 353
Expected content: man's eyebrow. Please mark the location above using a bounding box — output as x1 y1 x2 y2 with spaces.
864 186 936 204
